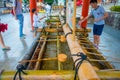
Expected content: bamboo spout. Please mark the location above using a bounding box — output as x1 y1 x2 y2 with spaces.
63 24 100 80
1 70 74 80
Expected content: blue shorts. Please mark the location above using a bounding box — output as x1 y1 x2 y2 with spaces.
93 24 104 35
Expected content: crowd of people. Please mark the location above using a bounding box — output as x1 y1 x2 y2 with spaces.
99 0 118 5
0 0 52 52
0 0 109 51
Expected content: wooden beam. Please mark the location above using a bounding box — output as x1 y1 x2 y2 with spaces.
37 28 63 32
37 28 91 32
1 70 75 80
63 24 100 80
97 70 120 79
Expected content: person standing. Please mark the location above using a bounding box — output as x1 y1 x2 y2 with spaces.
45 3 51 18
0 19 10 51
79 0 108 49
13 0 26 39
0 33 10 51
32 8 46 37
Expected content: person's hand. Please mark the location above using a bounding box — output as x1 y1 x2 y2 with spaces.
78 20 83 26
94 18 100 22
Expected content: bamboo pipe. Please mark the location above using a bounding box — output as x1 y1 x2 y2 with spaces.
37 28 63 32
82 47 97 50
96 70 120 79
19 54 67 63
1 70 75 80
72 0 77 41
27 38 46 70
57 20 63 70
37 36 66 42
37 28 91 32
98 69 120 71
63 24 100 80
41 35 60 38
86 52 103 56
76 28 91 32
37 39 57 42
34 27 51 70
89 59 120 63
34 38 47 70
19 58 58 63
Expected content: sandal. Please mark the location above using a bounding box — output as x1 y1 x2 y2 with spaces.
93 44 99 49
2 46 10 51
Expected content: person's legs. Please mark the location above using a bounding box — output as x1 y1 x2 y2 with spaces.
33 27 38 37
93 24 104 48
0 33 10 50
96 35 100 46
17 14 24 37
96 24 104 46
94 35 100 46
93 24 98 45
0 33 6 48
94 35 97 45
33 30 37 37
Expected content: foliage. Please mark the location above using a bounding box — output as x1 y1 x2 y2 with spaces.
110 5 120 12
44 0 54 5
22 0 29 4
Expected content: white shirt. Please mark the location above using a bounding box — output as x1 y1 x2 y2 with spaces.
33 14 40 27
45 4 51 13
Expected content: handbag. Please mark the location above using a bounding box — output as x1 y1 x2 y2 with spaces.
11 9 14 16
11 0 17 16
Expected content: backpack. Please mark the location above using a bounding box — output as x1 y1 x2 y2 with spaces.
11 0 17 16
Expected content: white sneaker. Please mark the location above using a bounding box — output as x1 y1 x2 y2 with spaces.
20 36 26 39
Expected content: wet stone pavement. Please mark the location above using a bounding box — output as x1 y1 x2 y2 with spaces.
0 13 34 70
88 24 120 69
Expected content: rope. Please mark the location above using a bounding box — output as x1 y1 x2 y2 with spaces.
13 64 27 80
0 69 4 80
71 52 87 80
65 32 72 38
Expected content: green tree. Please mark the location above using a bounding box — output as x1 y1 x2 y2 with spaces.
44 0 54 5
22 0 29 4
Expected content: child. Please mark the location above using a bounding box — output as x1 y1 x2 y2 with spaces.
79 0 108 49
32 8 46 37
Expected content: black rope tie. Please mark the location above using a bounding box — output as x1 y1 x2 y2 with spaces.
65 32 72 38
71 52 87 80
13 64 27 80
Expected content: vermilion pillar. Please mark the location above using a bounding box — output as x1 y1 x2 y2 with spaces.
97 0 101 4
39 0 43 2
81 0 90 28
30 0 37 30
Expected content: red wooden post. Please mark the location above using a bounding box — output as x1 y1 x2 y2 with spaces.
81 0 90 28
39 0 43 2
29 0 37 30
